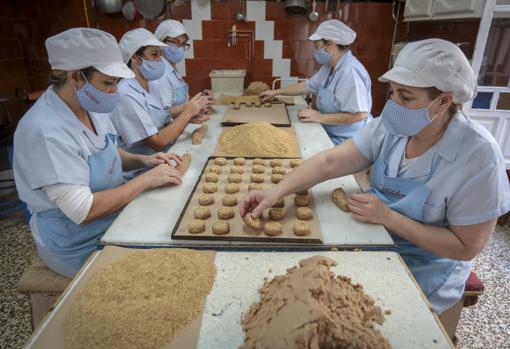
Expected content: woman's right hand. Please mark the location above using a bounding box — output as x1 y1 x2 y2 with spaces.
259 89 278 102
142 164 182 189
183 93 209 118
239 188 280 218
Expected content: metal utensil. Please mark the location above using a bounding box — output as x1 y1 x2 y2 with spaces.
235 0 247 22
284 0 307 15
94 0 123 14
122 1 137 21
134 0 165 19
308 0 319 22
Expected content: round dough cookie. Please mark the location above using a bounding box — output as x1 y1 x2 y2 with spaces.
231 166 244 175
233 157 246 166
271 174 284 184
248 183 263 191
188 219 205 234
202 183 217 194
293 221 311 236
264 221 283 236
205 172 219 183
290 159 303 168
252 165 265 174
251 174 265 183
270 159 283 167
294 194 310 207
194 207 211 219
214 157 227 166
296 207 313 220
222 195 238 206
268 208 286 220
228 173 242 183
243 213 262 230
217 207 235 220
198 195 214 206
272 198 285 208
225 183 240 194
208 165 223 174
212 221 230 235
272 166 286 175
253 158 266 166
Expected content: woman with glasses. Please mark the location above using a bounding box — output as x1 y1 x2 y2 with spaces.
110 28 209 179
261 19 372 145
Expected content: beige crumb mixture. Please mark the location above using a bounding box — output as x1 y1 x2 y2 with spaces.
65 249 216 349
218 122 298 157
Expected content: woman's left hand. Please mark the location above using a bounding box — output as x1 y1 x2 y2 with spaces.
298 108 322 123
144 152 183 168
347 193 392 225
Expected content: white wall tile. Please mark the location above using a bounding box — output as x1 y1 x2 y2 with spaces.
192 0 211 21
246 1 266 21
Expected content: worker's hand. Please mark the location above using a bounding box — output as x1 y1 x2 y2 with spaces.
202 89 215 102
142 164 182 188
298 108 322 123
183 93 209 118
190 114 209 124
259 89 278 102
348 193 392 225
144 152 183 168
239 188 280 219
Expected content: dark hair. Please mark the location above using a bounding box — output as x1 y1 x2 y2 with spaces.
127 46 147 68
49 66 97 89
426 87 460 117
322 39 349 52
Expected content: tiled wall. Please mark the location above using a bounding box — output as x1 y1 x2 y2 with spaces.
0 0 483 122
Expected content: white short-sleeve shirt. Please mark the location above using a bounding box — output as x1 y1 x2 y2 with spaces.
352 114 510 226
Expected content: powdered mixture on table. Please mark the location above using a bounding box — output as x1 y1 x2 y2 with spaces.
65 249 216 349
218 122 299 157
240 255 391 349
244 81 270 96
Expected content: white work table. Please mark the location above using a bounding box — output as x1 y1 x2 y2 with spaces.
101 98 393 248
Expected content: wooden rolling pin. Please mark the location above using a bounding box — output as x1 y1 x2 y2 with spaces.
191 125 208 145
176 153 191 176
332 188 351 212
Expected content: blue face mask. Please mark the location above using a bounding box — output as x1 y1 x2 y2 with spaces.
163 45 185 64
138 58 165 81
314 47 332 65
75 75 120 113
381 97 440 137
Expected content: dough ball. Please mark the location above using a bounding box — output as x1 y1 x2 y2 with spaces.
243 213 262 230
294 194 310 207
231 166 244 175
252 165 265 174
214 157 227 166
251 174 265 183
253 158 266 166
208 165 223 174
233 103 241 110
222 195 238 206
188 219 205 234
254 102 261 107
264 102 271 108
293 221 311 236
233 157 246 166
212 221 230 235
225 183 240 194
202 183 217 194
194 207 211 219
270 159 283 167
290 159 303 168
296 207 313 220
271 174 284 184
272 167 286 175
205 172 219 183
264 221 283 236
268 208 286 220
248 183 263 191
272 198 285 208
217 207 235 220
228 173 243 183
198 195 214 206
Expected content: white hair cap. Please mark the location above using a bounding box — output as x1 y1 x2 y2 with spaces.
154 20 187 41
45 28 134 78
119 28 166 64
308 19 356 45
379 38 477 104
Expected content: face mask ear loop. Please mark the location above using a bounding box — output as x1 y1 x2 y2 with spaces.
427 94 443 121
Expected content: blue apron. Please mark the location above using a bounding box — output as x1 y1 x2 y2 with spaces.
173 70 189 106
316 66 371 145
370 138 461 303
35 132 123 276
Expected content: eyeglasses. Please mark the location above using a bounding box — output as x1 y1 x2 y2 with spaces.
165 40 191 51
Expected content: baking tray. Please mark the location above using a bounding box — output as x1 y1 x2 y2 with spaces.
221 103 291 127
171 157 323 244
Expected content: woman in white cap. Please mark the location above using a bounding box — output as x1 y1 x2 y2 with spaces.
13 28 184 277
261 19 372 145
241 38 510 314
110 28 208 179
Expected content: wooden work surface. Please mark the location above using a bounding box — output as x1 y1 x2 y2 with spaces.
172 157 323 244
221 103 290 126
25 247 453 349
